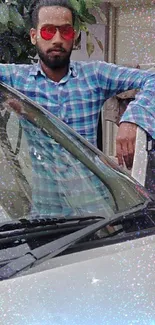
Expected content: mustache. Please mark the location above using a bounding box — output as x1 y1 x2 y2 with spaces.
47 47 66 53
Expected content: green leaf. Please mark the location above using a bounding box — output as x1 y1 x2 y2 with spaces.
84 0 94 8
82 12 96 24
1 47 11 63
8 21 23 35
11 40 22 57
9 5 25 28
6 0 18 5
86 0 103 8
80 22 89 33
94 36 104 52
24 15 31 33
0 3 9 25
86 32 95 57
0 22 8 33
77 0 96 24
78 0 87 15
69 0 81 12
86 41 95 57
74 16 81 36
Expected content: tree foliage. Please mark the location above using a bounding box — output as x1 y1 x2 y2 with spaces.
0 0 106 63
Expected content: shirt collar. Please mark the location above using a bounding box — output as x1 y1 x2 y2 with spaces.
29 61 77 78
70 61 77 77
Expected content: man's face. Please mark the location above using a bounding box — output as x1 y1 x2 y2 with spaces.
30 6 75 69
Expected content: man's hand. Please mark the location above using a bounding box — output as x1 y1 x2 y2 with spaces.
6 98 22 114
116 122 137 169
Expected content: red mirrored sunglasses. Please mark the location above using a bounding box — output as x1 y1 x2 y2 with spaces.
40 24 75 41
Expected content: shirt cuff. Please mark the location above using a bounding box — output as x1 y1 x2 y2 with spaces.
120 106 155 139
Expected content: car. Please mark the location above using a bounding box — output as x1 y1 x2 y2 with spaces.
0 82 155 325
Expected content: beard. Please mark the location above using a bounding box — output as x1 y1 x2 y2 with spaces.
36 44 73 70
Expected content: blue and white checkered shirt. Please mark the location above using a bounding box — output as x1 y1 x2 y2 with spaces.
2 60 155 217
1 60 155 145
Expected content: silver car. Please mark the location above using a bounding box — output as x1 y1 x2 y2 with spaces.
0 83 155 325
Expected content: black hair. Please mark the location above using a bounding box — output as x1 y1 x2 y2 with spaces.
29 0 76 28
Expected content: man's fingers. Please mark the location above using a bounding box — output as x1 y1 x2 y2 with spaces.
121 141 129 168
125 141 135 169
116 122 137 169
116 141 124 166
123 152 133 170
116 140 133 169
6 99 22 113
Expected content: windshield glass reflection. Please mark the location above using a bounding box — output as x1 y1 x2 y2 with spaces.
0 84 150 222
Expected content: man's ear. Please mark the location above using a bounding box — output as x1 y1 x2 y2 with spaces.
73 30 81 48
30 28 37 45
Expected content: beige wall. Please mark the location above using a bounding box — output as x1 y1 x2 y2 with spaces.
115 4 155 65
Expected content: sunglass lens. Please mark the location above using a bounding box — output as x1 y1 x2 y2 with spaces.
61 25 75 40
40 26 56 40
40 25 75 41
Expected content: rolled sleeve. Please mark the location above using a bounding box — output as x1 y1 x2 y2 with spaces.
120 75 155 138
96 61 155 97
96 61 155 138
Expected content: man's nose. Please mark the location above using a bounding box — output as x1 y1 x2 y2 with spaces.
52 29 63 43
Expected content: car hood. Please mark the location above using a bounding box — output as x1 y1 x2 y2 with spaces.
0 234 155 325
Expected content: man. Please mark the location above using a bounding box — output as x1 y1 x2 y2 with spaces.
1 0 155 170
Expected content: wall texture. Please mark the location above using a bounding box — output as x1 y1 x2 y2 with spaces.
116 4 155 65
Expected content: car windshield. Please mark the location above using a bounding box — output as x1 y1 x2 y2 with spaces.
0 83 151 224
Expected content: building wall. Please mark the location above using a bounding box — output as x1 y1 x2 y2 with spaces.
116 4 155 66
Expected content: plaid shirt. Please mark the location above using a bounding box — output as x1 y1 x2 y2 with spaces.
1 60 155 145
21 120 117 217
1 61 155 217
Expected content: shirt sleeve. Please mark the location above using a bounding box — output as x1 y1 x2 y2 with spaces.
96 61 155 138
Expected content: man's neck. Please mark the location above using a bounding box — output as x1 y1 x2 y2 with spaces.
40 61 69 82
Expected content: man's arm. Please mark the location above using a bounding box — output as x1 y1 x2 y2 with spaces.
96 61 155 168
117 75 155 169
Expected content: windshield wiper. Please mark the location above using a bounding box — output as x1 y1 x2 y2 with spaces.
0 243 30 267
0 215 105 250
0 217 110 280
0 200 154 280
0 215 105 232
0 199 152 233
0 203 152 281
